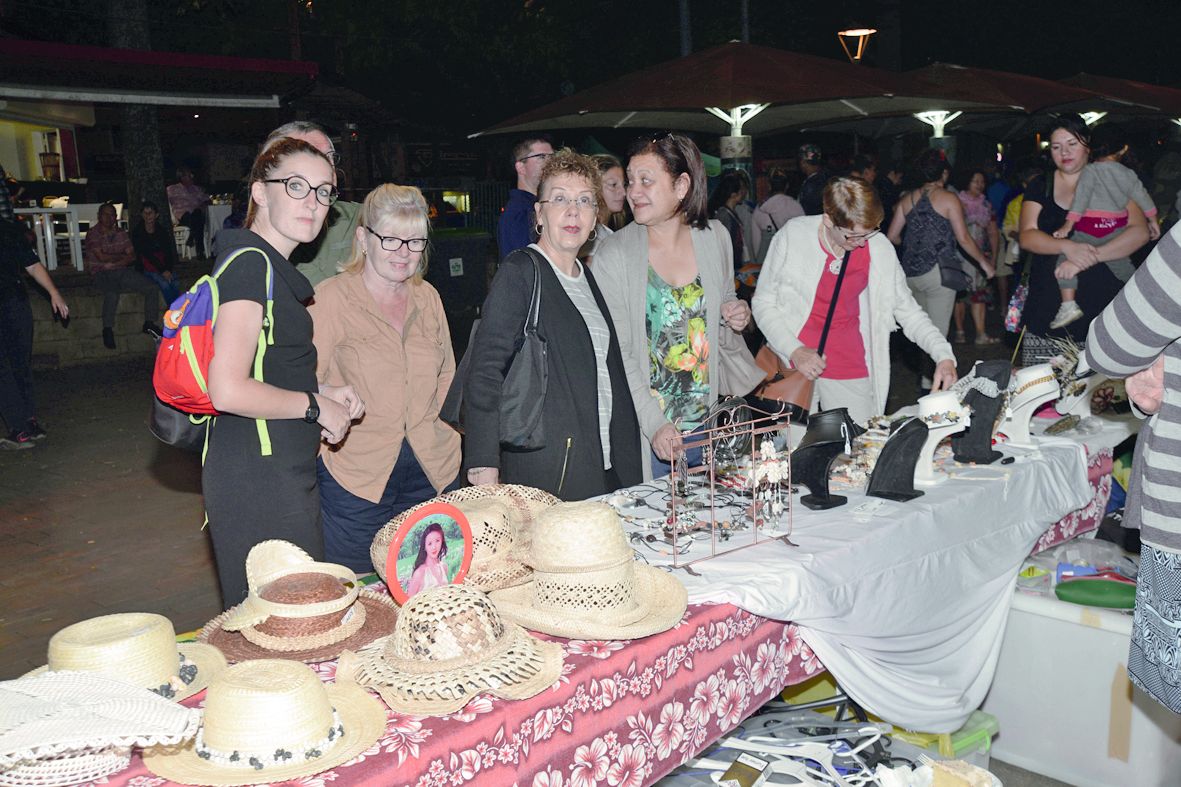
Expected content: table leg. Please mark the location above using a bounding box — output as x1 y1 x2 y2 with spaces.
40 215 59 271
66 212 84 271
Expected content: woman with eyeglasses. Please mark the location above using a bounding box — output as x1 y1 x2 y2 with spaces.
752 177 957 426
203 137 365 605
308 184 460 572
593 132 764 480
464 149 641 499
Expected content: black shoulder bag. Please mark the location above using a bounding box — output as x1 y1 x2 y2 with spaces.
441 248 549 450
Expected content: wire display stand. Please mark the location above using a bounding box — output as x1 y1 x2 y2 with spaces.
667 399 796 569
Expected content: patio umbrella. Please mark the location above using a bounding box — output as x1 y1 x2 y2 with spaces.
793 63 1149 140
1061 73 1181 117
469 42 1004 139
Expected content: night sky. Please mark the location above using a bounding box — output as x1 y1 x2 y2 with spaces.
3 0 1178 135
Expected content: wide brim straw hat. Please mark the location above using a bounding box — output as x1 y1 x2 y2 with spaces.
27 612 225 702
339 584 564 717
0 671 201 787
371 484 559 584
454 497 533 591
489 501 688 640
143 659 385 787
0 747 131 787
198 541 397 664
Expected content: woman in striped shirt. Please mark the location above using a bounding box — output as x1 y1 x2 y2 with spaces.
1085 222 1181 714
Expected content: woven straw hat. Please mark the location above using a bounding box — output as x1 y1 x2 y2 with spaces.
456 498 532 592
28 613 225 702
0 671 201 787
143 659 385 786
488 501 688 640
371 484 558 581
199 541 397 664
338 584 564 717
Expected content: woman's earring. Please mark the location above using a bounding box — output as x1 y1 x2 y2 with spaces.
587 227 598 242
534 222 543 235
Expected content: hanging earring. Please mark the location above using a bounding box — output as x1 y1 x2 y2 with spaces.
534 222 543 235
587 227 598 242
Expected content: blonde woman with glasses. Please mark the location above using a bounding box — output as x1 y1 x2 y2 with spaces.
309 184 461 572
752 177 957 426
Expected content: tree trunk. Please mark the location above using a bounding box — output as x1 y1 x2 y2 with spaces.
106 0 171 235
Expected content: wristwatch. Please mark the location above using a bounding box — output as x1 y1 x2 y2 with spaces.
303 392 320 424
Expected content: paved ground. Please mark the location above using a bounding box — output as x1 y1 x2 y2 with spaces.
1 308 1063 785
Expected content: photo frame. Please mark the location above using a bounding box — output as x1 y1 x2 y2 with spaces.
384 502 473 605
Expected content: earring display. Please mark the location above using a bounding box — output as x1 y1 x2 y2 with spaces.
790 409 853 510
950 360 1012 465
866 418 928 502
1004 363 1060 448
914 391 970 487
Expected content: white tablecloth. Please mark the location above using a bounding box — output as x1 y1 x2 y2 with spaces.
616 438 1092 731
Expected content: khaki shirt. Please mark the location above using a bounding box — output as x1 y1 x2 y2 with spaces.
310 270 460 502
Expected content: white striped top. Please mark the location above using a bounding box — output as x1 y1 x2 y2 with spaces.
1085 225 1181 550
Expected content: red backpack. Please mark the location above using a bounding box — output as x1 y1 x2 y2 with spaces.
150 248 275 454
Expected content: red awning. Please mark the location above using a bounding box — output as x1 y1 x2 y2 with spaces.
0 39 317 108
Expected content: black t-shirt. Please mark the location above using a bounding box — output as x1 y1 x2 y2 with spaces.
213 229 317 396
0 219 38 299
1021 173 1125 341
205 229 320 468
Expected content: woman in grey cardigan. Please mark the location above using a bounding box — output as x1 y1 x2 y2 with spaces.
1085 222 1181 714
594 133 763 480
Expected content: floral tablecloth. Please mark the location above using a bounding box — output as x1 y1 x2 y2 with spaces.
1030 445 1113 554
97 603 819 787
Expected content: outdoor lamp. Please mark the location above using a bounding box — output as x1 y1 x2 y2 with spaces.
914 110 962 138
837 27 877 64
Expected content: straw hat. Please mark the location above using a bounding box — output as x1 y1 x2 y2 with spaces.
143 659 385 786
371 484 558 581
488 501 688 640
0 671 201 787
339 584 564 717
28 613 225 702
456 498 532 592
199 541 397 664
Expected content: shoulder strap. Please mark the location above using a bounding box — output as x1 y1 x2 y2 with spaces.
518 247 544 334
816 249 854 355
211 246 276 456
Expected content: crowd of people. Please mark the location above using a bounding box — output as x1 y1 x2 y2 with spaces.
2 114 1178 715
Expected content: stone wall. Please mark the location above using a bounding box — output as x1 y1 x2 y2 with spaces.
29 261 212 369
30 286 159 368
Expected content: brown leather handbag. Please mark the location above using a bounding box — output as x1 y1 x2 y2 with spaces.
751 248 854 423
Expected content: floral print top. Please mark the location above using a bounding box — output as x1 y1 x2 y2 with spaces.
645 267 710 430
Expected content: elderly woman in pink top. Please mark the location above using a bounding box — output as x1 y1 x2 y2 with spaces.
752 177 957 426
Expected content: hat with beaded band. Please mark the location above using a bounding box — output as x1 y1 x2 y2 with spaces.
338 584 564 717
143 659 385 786
27 612 225 702
488 501 687 640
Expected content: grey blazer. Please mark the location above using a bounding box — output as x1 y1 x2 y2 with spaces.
592 219 764 481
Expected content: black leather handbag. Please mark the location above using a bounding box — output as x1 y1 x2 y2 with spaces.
441 249 548 450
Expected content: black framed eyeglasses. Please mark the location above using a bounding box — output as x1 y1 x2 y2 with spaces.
262 175 338 207
517 151 553 163
364 225 429 253
836 225 880 242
